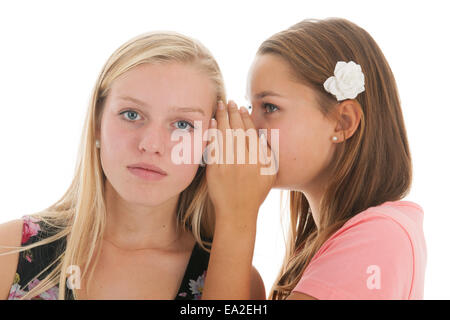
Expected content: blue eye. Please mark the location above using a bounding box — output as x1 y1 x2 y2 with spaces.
174 120 195 131
120 110 141 121
263 103 279 113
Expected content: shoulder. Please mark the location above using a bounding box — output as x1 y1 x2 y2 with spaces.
0 218 24 299
340 200 424 244
315 211 415 275
293 206 417 299
322 206 416 254
250 265 266 300
0 218 24 246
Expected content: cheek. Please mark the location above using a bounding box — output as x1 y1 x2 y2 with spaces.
169 125 211 180
170 164 199 188
101 112 128 143
165 129 206 182
274 118 333 187
278 125 308 167
164 145 202 198
249 111 267 132
100 118 132 165
168 126 209 165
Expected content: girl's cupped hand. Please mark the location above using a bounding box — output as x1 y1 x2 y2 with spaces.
205 100 278 227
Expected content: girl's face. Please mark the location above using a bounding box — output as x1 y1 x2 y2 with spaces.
98 62 215 206
248 54 338 192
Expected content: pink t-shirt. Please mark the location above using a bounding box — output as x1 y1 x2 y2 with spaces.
292 200 426 299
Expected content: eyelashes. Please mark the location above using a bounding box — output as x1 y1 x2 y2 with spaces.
120 110 141 121
173 120 195 131
262 103 279 114
119 110 196 131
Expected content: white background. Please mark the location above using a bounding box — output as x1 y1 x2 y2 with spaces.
0 0 449 299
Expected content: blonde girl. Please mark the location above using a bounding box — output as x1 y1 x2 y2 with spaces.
0 31 265 300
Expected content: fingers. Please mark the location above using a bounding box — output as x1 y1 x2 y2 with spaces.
239 106 255 131
205 118 218 166
214 101 231 164
227 100 245 130
214 99 258 164
215 101 231 132
217 100 254 131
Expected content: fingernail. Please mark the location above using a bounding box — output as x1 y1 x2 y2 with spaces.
239 106 248 114
229 101 237 109
218 101 224 110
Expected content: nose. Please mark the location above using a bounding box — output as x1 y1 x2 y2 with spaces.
138 124 166 155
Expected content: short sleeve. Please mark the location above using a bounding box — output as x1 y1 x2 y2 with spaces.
292 215 414 299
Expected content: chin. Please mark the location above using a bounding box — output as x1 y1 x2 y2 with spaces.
118 186 172 206
272 177 304 192
128 195 174 207
272 173 291 190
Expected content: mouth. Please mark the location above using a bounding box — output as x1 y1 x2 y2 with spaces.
127 163 167 181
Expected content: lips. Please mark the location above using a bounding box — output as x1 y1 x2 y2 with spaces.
127 163 167 175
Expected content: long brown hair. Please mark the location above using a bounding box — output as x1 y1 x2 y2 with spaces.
258 18 413 299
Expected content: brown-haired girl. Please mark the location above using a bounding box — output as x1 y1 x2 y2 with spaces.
202 18 426 300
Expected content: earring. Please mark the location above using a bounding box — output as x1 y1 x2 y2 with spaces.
95 139 100 149
332 136 338 142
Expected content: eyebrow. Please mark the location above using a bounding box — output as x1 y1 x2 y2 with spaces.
118 95 148 106
252 90 283 99
117 95 205 116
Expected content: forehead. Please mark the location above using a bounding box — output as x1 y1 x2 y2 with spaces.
251 54 292 76
248 54 315 101
250 54 294 85
108 62 216 112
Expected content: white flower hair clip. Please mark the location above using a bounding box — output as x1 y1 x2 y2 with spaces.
323 61 365 101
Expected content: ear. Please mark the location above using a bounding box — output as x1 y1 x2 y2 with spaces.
334 99 362 141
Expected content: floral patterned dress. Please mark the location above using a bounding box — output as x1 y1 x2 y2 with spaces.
8 215 210 300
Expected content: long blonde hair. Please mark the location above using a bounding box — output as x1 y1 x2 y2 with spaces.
2 31 226 300
258 18 413 299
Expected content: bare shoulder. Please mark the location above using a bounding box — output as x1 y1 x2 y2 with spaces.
250 265 266 300
0 218 24 252
0 218 24 300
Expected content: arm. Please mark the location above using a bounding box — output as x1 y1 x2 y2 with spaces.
202 221 266 300
202 214 257 299
202 101 276 299
0 219 24 299
250 265 266 300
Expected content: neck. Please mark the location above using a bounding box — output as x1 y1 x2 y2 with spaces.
303 190 321 228
103 179 183 251
300 173 330 229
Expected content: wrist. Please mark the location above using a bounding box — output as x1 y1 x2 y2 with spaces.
214 209 258 233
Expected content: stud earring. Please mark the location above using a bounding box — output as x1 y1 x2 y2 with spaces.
332 136 338 142
95 139 100 149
